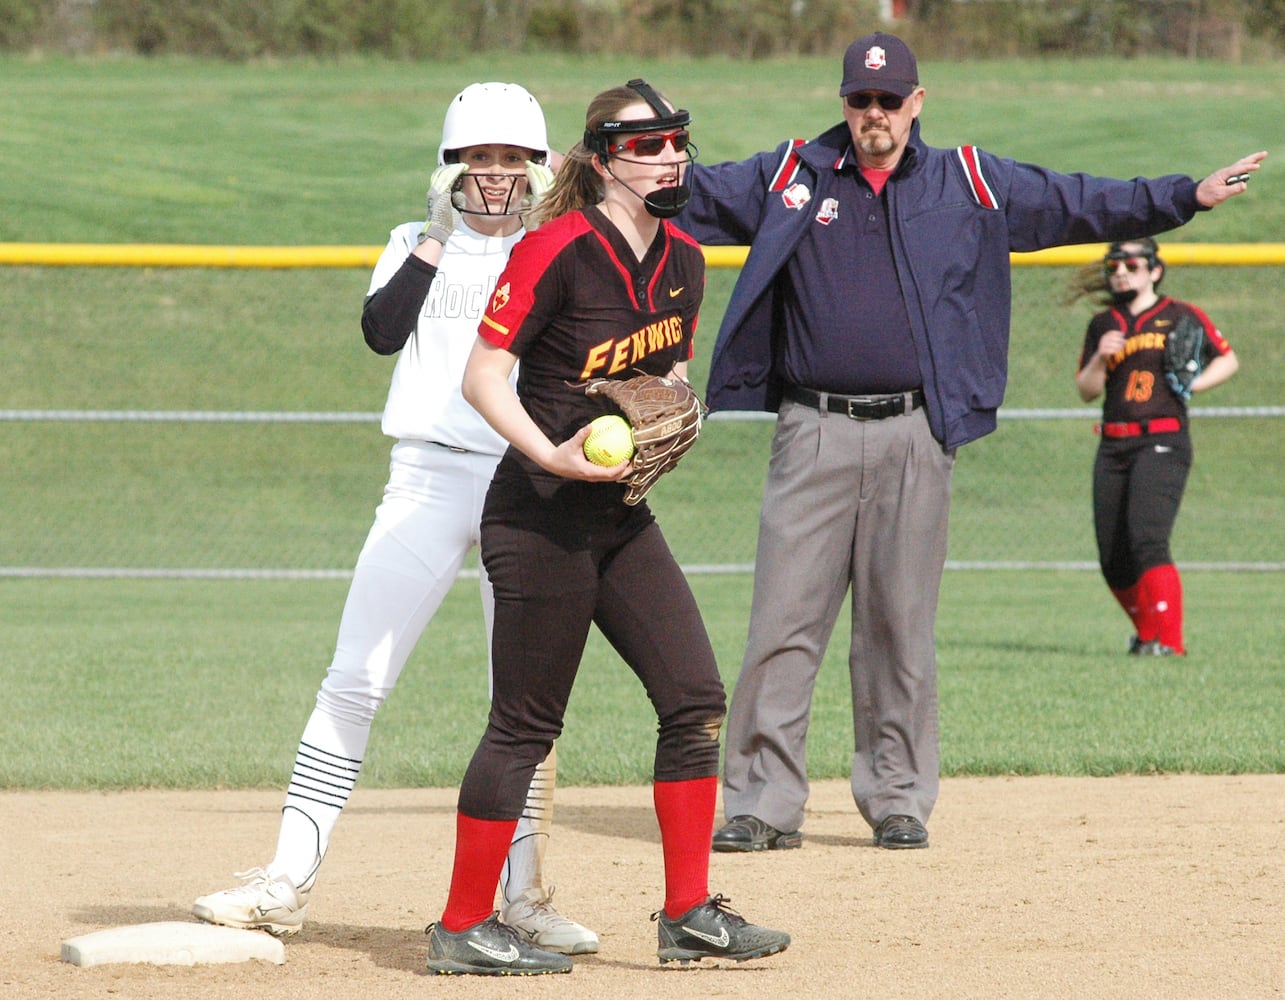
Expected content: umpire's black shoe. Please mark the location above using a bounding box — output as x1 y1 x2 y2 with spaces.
711 815 802 852
654 894 790 965
873 814 929 849
426 914 572 975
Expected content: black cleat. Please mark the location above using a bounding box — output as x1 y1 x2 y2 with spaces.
654 894 790 965
1135 639 1182 656
426 914 572 975
873 814 929 849
712 815 802 852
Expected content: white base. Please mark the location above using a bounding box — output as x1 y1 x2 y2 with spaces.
61 921 285 967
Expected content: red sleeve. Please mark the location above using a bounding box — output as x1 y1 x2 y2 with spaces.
1179 301 1233 356
478 213 592 352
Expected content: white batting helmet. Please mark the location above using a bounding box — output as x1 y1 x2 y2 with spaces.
436 82 549 167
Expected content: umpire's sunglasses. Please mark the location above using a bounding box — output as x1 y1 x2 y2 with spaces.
845 92 905 111
609 129 691 157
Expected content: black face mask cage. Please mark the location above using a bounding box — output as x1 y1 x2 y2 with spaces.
583 79 692 163
450 173 524 217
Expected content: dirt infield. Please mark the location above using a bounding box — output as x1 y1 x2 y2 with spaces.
4 776 1282 999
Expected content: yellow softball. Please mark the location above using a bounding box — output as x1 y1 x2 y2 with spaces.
583 414 635 466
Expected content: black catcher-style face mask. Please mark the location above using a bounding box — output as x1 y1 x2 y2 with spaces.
584 79 697 219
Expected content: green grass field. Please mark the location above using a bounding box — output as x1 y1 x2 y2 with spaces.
2 53 1283 244
1 54 1281 788
4 569 1280 789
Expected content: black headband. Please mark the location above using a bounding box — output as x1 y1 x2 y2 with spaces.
584 79 691 158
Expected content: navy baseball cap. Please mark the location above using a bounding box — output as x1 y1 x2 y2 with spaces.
840 32 919 98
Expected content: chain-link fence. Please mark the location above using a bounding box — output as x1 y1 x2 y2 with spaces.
2 407 1277 577
1 257 1280 577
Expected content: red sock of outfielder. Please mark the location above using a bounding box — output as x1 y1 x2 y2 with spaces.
439 812 518 932
654 776 717 918
1132 573 1159 643
1109 583 1143 635
1140 563 1185 653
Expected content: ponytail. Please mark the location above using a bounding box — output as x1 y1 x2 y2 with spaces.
533 144 604 226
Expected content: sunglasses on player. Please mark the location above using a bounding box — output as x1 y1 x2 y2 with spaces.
1103 256 1151 276
846 92 905 111
608 129 691 157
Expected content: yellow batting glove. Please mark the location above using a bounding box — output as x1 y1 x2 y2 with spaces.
418 162 468 246
520 160 556 218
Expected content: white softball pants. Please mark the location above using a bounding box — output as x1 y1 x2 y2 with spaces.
272 440 500 888
316 439 499 727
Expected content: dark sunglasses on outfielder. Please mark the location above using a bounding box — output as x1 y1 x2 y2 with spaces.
1102 255 1152 276
608 129 691 156
846 92 905 111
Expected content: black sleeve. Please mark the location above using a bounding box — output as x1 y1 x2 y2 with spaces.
361 253 438 355
1077 312 1109 373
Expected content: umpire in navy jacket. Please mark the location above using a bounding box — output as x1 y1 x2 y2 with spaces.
675 31 1264 852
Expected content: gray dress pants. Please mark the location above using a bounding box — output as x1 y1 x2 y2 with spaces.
721 399 953 833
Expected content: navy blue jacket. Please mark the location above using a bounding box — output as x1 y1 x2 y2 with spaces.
678 120 1203 449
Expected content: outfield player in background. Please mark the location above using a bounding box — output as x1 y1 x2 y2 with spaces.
420 79 790 976
192 82 598 955
1070 238 1239 656
674 30 1265 855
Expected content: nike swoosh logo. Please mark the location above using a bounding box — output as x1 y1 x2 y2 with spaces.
681 924 730 948
669 287 684 298
468 940 520 962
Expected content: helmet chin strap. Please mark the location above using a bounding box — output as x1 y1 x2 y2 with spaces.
605 163 690 219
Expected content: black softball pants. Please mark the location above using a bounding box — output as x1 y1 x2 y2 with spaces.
457 466 726 821
1092 429 1192 591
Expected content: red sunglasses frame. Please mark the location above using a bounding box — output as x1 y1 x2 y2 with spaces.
608 129 691 157
1103 257 1151 275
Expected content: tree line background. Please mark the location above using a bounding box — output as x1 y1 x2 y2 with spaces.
7 0 1282 61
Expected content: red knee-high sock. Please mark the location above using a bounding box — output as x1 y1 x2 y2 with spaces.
1140 563 1185 653
654 777 717 919
1132 574 1158 643
1109 582 1144 635
439 812 519 932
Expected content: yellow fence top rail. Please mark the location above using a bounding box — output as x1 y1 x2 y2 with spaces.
2 242 1284 269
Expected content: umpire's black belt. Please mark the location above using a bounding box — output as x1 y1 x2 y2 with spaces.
784 384 925 421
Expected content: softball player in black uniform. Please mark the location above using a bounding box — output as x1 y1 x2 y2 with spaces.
422 80 790 976
1073 238 1239 656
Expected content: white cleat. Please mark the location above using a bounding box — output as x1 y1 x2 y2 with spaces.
501 886 599 955
192 867 309 938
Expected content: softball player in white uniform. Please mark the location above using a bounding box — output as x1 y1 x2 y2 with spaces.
193 83 597 955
